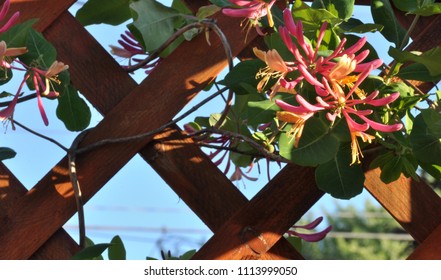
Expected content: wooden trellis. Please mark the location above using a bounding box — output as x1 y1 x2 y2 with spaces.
0 0 440 260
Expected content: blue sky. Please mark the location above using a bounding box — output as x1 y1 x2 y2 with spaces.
1 2 396 260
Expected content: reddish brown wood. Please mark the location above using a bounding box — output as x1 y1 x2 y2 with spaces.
10 0 76 32
0 163 80 259
192 164 323 259
0 8 265 260
43 12 137 114
364 167 441 243
142 125 304 259
407 223 441 260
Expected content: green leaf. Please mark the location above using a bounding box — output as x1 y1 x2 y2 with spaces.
76 0 131 26
421 109 441 136
0 147 16 161
179 249 196 260
397 63 441 82
56 85 91 131
0 19 37 48
247 99 279 127
312 0 355 20
412 3 441 16
197 5 221 19
128 0 184 53
0 69 13 85
371 0 408 47
339 18 383 34
209 0 232 8
315 145 365 199
19 29 57 68
108 235 126 260
71 243 111 260
286 236 302 253
419 162 441 181
391 0 418 12
389 47 441 77
410 113 441 165
221 59 265 95
380 155 404 183
279 117 340 166
292 0 342 31
230 142 254 168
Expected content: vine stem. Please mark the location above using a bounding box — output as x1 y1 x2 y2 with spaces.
68 129 91 249
189 127 291 164
0 93 37 108
124 19 234 130
12 120 69 152
385 14 420 82
75 87 228 155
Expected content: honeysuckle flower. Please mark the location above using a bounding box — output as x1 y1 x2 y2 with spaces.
230 165 258 182
0 72 28 126
296 79 403 164
253 47 296 98
0 0 19 33
275 99 314 148
278 8 382 96
222 0 276 36
110 31 160 74
0 40 27 70
29 61 69 125
286 217 332 242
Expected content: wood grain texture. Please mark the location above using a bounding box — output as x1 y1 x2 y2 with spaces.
407 223 441 260
10 0 76 32
43 12 137 115
141 125 304 259
364 167 441 244
0 163 80 259
0 7 265 259
192 164 323 259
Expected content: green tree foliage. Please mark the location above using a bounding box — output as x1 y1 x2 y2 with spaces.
302 201 415 259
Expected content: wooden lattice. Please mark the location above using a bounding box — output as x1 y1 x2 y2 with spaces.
0 0 440 260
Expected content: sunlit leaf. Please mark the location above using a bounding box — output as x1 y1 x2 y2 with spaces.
312 0 355 20
389 47 441 77
128 0 184 53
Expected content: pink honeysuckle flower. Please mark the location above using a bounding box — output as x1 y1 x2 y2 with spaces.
0 40 27 69
298 80 403 164
286 216 332 242
278 8 383 96
253 47 296 99
275 99 315 148
222 0 276 36
0 0 19 33
30 61 69 125
110 31 160 74
0 72 29 127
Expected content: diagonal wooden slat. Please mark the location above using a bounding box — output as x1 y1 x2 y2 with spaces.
407 223 441 260
192 164 323 259
10 0 76 31
0 0 439 260
0 163 80 259
364 167 441 244
142 125 304 259
0 8 266 260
